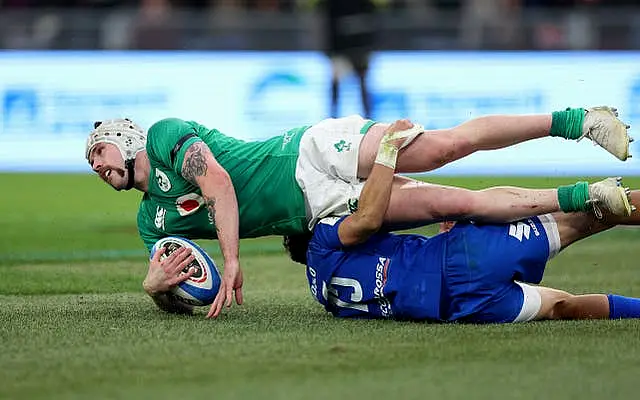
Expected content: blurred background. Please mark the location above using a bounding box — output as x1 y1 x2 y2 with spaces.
2 0 640 51
2 0 640 175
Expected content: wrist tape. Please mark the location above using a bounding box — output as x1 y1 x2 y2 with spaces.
374 143 399 169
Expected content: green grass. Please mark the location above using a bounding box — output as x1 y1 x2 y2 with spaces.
2 173 640 400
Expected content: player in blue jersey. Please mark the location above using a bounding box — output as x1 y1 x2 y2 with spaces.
284 119 640 323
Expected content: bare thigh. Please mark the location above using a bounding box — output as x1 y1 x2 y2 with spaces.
383 175 477 229
358 124 473 178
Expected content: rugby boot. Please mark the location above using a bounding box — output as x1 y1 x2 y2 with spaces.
587 177 633 218
582 106 633 161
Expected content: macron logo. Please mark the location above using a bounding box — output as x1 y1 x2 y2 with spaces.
508 221 530 242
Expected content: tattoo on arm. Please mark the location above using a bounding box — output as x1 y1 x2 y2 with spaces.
205 196 221 235
182 144 208 184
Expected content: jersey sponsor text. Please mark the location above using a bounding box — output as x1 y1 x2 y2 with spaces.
375 257 392 317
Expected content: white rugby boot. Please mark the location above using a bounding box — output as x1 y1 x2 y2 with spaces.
582 106 633 161
587 177 634 218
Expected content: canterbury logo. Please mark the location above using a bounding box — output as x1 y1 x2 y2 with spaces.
508 221 530 242
154 206 166 230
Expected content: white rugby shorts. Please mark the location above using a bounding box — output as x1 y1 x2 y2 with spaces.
295 115 375 230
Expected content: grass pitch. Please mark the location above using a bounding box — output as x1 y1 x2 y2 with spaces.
2 173 640 400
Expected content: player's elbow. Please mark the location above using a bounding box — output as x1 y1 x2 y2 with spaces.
198 164 233 190
208 163 232 183
354 212 383 237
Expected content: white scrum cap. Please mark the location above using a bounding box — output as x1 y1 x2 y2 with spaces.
85 118 146 163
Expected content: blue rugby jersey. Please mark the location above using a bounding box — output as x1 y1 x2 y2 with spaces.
306 216 444 321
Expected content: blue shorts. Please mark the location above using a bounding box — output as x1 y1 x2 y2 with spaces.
441 215 561 324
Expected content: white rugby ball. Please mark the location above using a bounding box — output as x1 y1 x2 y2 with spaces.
150 236 221 306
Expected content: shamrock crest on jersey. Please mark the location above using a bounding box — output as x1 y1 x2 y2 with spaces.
155 169 172 192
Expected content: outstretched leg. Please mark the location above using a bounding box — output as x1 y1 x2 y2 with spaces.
358 107 631 178
382 176 632 228
383 177 558 226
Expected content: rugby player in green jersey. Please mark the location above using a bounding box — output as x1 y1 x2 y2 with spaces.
86 107 633 317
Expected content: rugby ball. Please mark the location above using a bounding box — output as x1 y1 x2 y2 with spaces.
150 236 221 306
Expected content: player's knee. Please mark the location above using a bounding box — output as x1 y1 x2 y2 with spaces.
450 190 485 219
544 292 576 320
440 128 476 155
420 189 476 221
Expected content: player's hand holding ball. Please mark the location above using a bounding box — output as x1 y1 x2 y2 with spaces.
146 237 222 315
144 245 197 295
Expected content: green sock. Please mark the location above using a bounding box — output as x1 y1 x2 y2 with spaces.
557 181 590 212
550 108 585 140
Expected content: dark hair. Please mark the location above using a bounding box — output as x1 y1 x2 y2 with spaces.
283 232 313 265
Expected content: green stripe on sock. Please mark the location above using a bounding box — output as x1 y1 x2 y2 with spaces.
550 108 585 140
557 185 573 212
571 181 590 211
557 181 589 212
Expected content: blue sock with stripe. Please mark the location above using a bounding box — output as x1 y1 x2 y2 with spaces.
607 294 640 319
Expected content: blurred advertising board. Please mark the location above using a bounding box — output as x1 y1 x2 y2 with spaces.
367 52 640 176
1 51 640 175
0 51 331 171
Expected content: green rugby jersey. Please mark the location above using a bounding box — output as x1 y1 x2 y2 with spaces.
137 118 309 251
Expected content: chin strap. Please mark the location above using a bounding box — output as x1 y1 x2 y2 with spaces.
125 159 136 190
